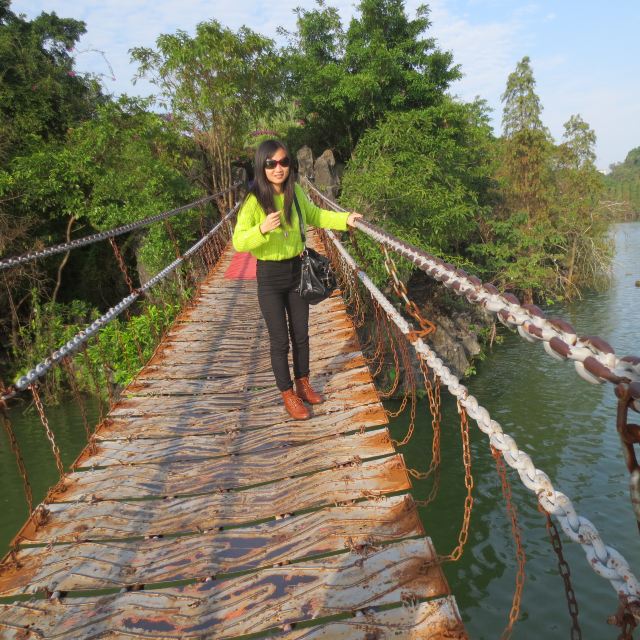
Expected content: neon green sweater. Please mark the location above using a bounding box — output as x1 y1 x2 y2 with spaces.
232 184 350 260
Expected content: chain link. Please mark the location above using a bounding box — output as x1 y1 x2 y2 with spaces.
615 382 640 532
382 245 436 340
538 503 582 639
1 202 240 404
320 219 640 607
29 384 65 478
0 396 33 516
492 446 526 639
302 177 640 386
61 357 92 445
441 403 474 563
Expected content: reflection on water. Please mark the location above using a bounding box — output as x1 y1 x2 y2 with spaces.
390 222 640 638
0 224 638 638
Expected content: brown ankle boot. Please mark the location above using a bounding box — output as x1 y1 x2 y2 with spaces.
294 376 324 405
281 389 311 420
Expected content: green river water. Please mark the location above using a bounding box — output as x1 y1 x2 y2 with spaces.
1 222 638 638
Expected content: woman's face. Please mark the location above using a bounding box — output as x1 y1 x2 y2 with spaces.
264 147 290 191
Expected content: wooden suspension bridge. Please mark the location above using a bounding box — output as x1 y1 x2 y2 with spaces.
0 231 467 638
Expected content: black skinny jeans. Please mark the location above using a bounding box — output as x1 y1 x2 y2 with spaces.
256 256 310 392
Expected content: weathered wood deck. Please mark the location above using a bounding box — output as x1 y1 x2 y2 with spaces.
0 236 466 638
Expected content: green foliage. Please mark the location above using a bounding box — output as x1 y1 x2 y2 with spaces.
0 0 102 165
12 289 182 398
471 57 610 301
131 20 283 201
341 100 494 282
282 0 460 159
604 146 640 219
87 302 182 387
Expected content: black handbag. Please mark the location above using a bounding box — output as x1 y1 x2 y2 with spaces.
293 193 338 305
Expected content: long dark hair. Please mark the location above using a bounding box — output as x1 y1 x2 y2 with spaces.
248 139 295 225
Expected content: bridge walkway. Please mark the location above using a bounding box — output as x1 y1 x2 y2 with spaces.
0 233 466 638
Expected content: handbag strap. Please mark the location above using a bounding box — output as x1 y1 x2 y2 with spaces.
293 192 306 246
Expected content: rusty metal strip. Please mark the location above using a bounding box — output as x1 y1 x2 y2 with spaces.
93 402 387 442
53 429 393 501
0 495 422 596
286 598 467 639
0 538 445 639
15 456 410 544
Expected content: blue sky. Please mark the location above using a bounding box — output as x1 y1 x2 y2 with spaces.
13 0 640 171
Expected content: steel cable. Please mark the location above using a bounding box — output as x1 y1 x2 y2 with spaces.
0 185 239 270
0 202 239 403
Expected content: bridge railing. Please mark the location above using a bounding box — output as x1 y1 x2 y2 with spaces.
0 193 239 556
302 177 640 633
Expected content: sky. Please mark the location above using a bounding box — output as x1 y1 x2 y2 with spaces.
12 0 640 171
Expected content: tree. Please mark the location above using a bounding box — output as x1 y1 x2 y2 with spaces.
341 99 494 282
283 0 460 159
0 0 101 165
604 146 640 219
487 56 555 301
131 21 283 211
554 115 609 292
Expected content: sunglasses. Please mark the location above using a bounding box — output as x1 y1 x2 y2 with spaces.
264 157 290 170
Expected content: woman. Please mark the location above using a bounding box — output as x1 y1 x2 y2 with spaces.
232 140 362 420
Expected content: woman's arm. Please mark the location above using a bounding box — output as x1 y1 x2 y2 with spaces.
232 196 269 253
296 185 350 231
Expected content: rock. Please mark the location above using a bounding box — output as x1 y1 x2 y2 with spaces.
314 149 340 199
297 146 314 179
635 280 640 287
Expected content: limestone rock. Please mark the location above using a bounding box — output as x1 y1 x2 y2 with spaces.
297 146 314 179
314 149 340 199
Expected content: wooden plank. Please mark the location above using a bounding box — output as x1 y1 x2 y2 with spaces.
0 495 423 596
93 402 387 442
123 365 372 398
80 404 381 467
137 349 365 382
15 456 411 544
0 539 447 639
55 429 393 500
106 380 380 420
286 598 467 639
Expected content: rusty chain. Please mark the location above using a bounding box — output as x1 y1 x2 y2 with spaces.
304 177 640 387
1 202 240 404
382 244 436 341
440 403 474 563
537 503 582 639
609 595 639 639
80 343 107 422
492 446 527 639
412 359 442 506
108 237 137 295
107 237 146 364
0 393 33 516
615 382 640 532
61 357 92 445
29 384 65 478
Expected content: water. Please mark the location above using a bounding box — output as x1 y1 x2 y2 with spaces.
389 222 640 638
0 223 638 638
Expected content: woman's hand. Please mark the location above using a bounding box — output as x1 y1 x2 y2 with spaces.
260 211 282 234
346 212 363 228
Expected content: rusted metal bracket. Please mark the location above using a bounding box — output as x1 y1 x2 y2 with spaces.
615 382 640 533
